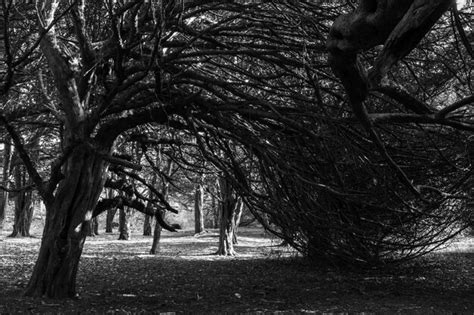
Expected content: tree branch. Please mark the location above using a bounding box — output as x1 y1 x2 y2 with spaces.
0 115 52 204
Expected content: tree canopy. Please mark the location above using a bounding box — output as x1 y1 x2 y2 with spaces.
0 0 472 298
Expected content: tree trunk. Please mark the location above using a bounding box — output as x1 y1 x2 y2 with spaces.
143 214 152 236
93 217 99 235
232 199 243 245
143 174 156 236
24 144 107 298
105 207 117 233
149 156 172 254
0 138 12 237
118 206 131 240
194 181 205 234
87 217 99 237
149 210 163 254
216 176 238 256
10 165 33 237
210 186 218 228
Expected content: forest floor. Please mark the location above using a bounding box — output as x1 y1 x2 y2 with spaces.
1 228 474 314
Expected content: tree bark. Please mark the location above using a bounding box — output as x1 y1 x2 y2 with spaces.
216 176 238 256
10 165 33 237
149 210 163 254
210 185 218 228
0 138 12 237
105 207 117 233
87 217 98 237
194 181 205 234
143 214 152 236
149 155 172 254
232 199 243 245
24 144 107 298
143 174 156 236
118 206 131 240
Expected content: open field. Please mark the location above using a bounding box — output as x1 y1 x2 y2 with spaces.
1 228 474 314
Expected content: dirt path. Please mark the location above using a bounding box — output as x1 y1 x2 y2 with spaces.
1 229 473 313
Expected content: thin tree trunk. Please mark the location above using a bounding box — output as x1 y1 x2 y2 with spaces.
105 208 116 233
211 185 218 228
194 181 204 234
104 188 116 233
143 214 152 236
87 217 98 237
0 138 12 237
232 198 243 245
10 165 33 237
93 217 99 235
149 210 163 254
24 144 107 298
118 206 131 240
149 156 172 254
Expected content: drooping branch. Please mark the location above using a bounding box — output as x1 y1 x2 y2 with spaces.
112 166 178 214
327 0 454 198
374 85 435 114
95 103 188 146
92 196 178 232
0 115 52 204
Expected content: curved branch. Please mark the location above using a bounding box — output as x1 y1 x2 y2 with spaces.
0 115 52 204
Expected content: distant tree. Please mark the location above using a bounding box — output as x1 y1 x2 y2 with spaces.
10 165 34 237
150 154 173 254
194 176 205 234
0 137 12 236
143 214 153 236
2 0 468 299
118 206 131 240
216 175 242 256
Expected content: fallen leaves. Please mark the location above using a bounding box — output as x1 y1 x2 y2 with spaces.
0 229 473 313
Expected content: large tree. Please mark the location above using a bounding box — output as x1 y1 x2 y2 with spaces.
1 0 322 298
1 0 470 299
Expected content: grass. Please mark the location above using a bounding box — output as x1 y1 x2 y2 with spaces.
1 228 474 313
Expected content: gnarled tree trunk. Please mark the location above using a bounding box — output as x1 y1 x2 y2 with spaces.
216 176 240 256
24 144 108 298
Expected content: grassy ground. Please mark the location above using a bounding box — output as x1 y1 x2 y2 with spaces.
1 228 474 314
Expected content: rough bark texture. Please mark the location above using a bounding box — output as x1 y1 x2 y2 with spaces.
216 176 239 256
327 0 451 88
10 165 33 237
194 182 204 234
0 138 12 236
24 144 107 298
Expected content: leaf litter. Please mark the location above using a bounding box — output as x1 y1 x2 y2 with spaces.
0 228 473 313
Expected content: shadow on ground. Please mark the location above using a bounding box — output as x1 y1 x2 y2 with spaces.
0 229 473 313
